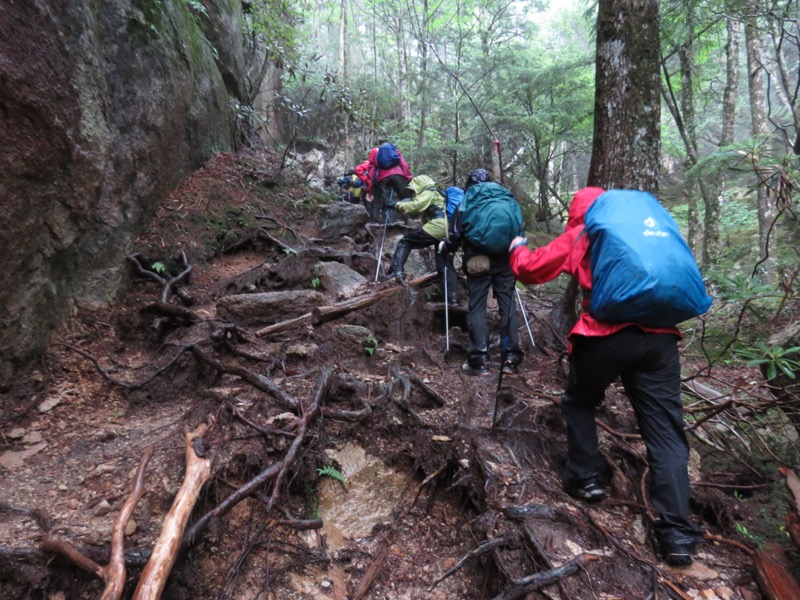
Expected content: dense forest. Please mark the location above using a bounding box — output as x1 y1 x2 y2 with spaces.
2 0 800 598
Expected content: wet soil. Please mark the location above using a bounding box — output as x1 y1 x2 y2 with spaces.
0 149 792 599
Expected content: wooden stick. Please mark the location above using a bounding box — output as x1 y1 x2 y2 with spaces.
312 272 438 324
100 444 155 600
132 425 211 600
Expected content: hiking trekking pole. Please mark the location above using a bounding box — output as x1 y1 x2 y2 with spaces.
443 260 450 354
515 286 536 350
492 347 507 428
373 190 393 282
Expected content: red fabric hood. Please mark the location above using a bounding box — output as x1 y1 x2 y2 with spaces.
566 187 606 231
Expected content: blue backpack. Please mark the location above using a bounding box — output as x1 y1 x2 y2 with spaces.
584 189 713 327
459 182 523 255
444 186 465 220
376 143 401 169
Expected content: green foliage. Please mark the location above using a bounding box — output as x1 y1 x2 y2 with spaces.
735 342 800 381
317 465 346 484
311 277 321 289
151 261 167 274
364 336 378 357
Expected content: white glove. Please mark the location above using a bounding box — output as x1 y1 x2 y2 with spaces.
438 241 446 254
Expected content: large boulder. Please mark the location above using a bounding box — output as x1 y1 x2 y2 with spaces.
0 0 246 388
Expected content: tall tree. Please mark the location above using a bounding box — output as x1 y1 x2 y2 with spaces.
587 0 662 191
744 0 776 279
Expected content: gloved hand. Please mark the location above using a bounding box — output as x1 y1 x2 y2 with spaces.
509 236 528 252
385 198 398 209
438 241 447 254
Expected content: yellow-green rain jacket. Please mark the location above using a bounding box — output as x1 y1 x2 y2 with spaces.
395 175 448 240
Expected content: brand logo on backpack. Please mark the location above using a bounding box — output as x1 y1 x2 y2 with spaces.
643 216 668 237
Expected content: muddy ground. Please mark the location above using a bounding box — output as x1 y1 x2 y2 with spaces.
0 149 796 599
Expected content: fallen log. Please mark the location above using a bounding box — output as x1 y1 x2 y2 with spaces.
753 543 800 600
132 425 211 600
312 272 437 324
255 312 313 337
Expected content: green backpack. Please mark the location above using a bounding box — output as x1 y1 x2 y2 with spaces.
459 182 523 255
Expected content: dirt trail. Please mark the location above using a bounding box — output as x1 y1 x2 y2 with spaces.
0 149 781 599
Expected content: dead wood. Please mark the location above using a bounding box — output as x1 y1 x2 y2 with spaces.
352 545 390 600
181 369 333 549
127 251 194 305
490 552 599 600
38 445 155 599
133 424 211 600
102 444 155 600
255 312 313 337
39 536 104 578
753 543 800 600
257 228 297 254
429 535 515 591
312 272 438 324
191 345 298 410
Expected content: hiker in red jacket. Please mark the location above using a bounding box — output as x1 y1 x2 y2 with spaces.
508 186 702 567
363 145 412 223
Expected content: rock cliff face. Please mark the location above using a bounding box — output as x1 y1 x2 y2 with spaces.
0 0 245 388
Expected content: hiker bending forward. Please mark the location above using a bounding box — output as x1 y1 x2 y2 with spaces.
385 176 458 304
363 145 412 223
508 186 702 567
441 169 523 376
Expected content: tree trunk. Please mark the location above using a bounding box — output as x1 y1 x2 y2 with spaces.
339 0 351 167
703 6 740 268
745 0 776 280
588 0 661 191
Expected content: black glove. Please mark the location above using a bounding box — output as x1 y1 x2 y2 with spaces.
385 199 398 209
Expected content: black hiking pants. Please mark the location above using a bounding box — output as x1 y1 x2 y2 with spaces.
388 229 457 302
562 328 701 543
465 255 522 366
372 174 408 223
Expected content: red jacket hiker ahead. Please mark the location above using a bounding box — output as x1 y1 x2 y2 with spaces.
508 186 680 342
360 146 412 193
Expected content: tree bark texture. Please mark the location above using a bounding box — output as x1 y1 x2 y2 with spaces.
745 0 777 280
588 0 661 191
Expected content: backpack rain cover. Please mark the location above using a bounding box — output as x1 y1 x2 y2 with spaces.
444 186 465 219
459 182 523 255
376 143 401 169
584 189 713 327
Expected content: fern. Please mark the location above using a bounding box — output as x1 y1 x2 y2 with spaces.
317 465 346 484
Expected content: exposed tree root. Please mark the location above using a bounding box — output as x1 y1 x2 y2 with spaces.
133 425 211 599
38 445 155 599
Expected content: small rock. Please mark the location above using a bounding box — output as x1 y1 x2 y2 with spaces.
286 342 318 357
68 498 79 510
58 484 68 491
125 519 137 536
38 396 61 413
431 435 452 442
320 580 332 590
93 499 113 516
23 431 44 444
7 428 25 439
0 442 48 471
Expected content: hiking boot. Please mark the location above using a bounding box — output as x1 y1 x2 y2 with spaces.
462 361 490 377
564 478 607 503
657 535 696 567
